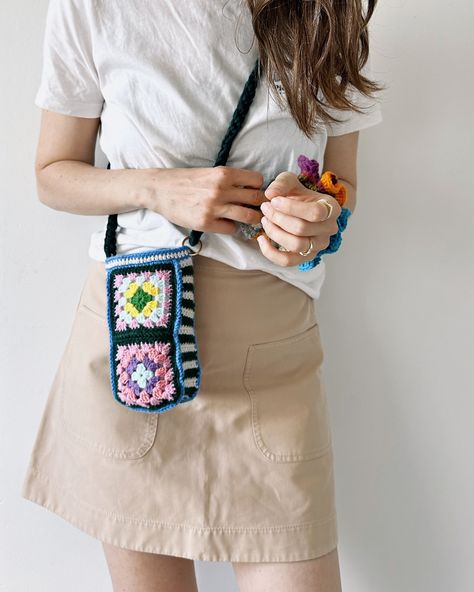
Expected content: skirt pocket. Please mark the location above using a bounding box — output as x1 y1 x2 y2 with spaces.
59 290 159 460
243 323 331 463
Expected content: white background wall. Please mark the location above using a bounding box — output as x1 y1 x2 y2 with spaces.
1 1 473 590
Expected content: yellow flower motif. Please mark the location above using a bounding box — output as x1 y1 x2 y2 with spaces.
142 281 158 297
125 302 140 318
142 301 158 317
124 282 139 299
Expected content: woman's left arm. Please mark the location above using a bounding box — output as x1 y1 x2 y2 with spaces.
323 130 359 213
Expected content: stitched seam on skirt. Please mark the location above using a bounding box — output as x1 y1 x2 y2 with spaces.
26 466 337 533
59 379 159 459
21 495 338 562
78 302 106 321
247 375 332 461
243 337 332 462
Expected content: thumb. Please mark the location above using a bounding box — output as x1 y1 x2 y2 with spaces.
264 171 300 200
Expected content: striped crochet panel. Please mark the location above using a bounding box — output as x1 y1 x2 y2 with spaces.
104 246 201 414
177 259 200 402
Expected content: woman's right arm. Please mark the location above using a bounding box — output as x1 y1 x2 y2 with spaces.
35 110 148 215
35 110 267 234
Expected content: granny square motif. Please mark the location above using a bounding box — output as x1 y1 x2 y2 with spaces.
115 342 176 406
112 269 173 331
104 246 201 413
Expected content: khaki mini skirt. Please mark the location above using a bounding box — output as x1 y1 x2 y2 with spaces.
21 255 338 563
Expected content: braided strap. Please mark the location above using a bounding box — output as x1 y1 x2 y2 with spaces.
296 154 352 271
188 58 261 247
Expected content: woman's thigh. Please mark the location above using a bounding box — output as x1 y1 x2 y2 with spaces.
102 542 199 592
231 547 342 592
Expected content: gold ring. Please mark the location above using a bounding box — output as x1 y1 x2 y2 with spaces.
298 238 314 257
182 236 203 256
317 198 333 221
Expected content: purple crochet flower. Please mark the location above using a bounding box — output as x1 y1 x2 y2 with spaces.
297 154 321 184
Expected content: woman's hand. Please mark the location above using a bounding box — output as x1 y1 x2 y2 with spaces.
139 165 266 234
257 171 342 267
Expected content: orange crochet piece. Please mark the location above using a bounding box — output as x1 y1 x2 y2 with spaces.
317 172 347 208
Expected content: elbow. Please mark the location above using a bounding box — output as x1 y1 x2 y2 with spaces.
35 164 59 210
35 166 49 206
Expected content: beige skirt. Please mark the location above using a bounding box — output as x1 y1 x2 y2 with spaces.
21 255 338 562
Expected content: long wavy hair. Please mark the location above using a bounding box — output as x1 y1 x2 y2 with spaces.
237 0 385 138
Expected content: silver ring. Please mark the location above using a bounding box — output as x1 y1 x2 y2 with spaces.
298 238 314 257
317 198 333 221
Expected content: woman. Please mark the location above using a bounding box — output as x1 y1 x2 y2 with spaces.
21 0 384 590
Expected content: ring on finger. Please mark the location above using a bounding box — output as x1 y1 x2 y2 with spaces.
298 237 314 257
278 238 314 256
317 198 333 221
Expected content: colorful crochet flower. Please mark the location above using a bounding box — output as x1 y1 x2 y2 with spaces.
297 154 320 190
115 342 176 407
131 363 154 389
113 270 173 332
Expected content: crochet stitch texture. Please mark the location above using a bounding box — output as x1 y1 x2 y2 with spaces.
296 154 352 271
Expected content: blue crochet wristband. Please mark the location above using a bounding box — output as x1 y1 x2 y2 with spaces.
298 206 352 271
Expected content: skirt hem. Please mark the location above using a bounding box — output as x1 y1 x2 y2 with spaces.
21 465 339 563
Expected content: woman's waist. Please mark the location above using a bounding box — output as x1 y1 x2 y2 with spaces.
88 221 326 301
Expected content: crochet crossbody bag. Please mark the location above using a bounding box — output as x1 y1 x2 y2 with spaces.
102 59 262 414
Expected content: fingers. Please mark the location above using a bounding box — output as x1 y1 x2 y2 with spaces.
269 194 341 223
264 171 300 200
260 215 329 256
256 234 314 268
210 176 268 226
260 216 315 254
260 199 339 237
218 202 263 226
227 185 268 207
216 183 268 226
216 165 265 190
205 219 237 235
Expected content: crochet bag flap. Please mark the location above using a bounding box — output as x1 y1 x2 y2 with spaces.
102 59 262 413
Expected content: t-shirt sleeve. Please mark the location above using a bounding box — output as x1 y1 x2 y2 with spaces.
323 56 383 137
34 0 104 118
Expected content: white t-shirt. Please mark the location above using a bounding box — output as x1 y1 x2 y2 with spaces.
35 0 383 299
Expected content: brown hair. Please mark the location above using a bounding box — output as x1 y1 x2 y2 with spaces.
240 0 385 138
